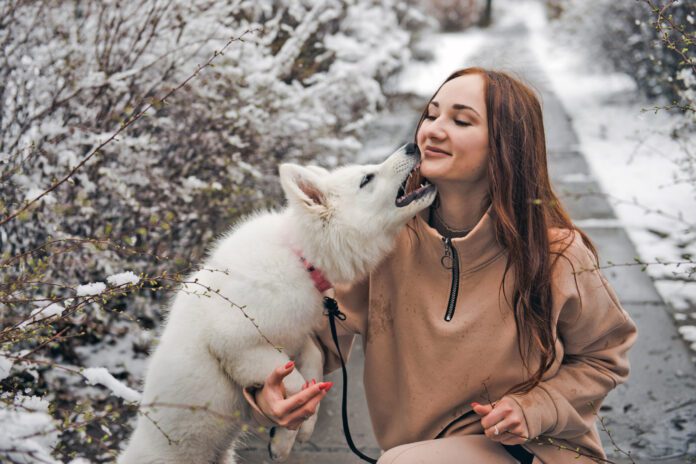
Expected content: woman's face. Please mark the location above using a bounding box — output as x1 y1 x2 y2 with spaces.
416 73 490 190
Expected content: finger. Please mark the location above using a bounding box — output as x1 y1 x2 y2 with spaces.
301 379 318 391
282 388 330 429
266 361 295 389
484 415 523 442
277 382 333 417
480 404 514 429
471 402 493 416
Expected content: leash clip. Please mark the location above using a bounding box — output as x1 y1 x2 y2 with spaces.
323 296 346 320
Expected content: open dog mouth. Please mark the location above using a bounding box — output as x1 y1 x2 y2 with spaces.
395 161 436 207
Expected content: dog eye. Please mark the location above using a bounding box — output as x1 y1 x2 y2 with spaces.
360 173 375 189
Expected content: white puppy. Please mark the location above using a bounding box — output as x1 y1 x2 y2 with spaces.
119 144 436 463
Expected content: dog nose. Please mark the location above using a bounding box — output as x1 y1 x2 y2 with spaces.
404 143 419 157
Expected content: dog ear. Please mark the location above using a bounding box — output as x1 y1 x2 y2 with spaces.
305 165 330 177
279 164 328 212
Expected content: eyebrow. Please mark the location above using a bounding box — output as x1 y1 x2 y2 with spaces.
430 101 481 118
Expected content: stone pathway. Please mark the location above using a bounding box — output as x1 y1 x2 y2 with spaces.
237 19 696 464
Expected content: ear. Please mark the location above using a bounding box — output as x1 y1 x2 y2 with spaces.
305 165 330 176
279 163 328 212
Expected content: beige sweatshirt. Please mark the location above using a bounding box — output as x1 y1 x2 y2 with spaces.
310 209 638 463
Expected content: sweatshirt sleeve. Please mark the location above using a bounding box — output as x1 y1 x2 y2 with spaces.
508 235 638 440
312 276 369 375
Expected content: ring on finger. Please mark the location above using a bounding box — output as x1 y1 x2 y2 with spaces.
494 424 500 436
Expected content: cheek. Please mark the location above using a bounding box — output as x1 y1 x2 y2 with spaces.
471 153 490 179
416 123 429 146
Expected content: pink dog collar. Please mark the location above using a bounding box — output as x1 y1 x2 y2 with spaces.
294 250 333 293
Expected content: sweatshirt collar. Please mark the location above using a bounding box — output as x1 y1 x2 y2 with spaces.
415 206 505 272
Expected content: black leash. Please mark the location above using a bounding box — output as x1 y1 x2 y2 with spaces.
323 296 378 464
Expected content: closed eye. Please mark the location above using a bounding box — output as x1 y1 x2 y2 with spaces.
360 173 375 188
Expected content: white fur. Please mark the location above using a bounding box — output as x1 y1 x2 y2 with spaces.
118 145 436 464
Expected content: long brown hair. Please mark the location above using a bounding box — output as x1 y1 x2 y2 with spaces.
412 67 598 394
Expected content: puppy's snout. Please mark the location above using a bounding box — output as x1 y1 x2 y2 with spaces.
404 143 419 157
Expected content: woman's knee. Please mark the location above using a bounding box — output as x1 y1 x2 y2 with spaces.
377 442 431 464
376 436 520 464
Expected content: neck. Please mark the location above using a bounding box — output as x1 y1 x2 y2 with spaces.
285 210 398 284
430 182 489 236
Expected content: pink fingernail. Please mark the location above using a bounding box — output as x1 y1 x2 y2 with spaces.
285 361 294 369
319 381 334 392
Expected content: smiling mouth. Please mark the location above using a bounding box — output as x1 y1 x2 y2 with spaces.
425 146 450 156
396 161 436 207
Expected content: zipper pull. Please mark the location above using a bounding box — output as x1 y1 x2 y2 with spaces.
441 237 453 269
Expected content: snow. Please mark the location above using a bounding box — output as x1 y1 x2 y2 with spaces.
0 353 13 381
394 30 487 96
18 302 66 328
680 326 696 343
0 394 60 464
75 282 107 296
82 367 142 402
106 271 140 287
680 326 696 351
24 186 56 204
183 176 208 190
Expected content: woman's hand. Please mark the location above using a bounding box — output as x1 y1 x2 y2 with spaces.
472 397 529 445
255 361 333 430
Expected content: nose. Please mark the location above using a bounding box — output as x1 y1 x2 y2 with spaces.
404 143 419 157
420 117 446 141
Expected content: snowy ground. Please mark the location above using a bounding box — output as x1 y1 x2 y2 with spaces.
394 0 696 354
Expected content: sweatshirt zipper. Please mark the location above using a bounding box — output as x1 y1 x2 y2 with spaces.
441 237 460 322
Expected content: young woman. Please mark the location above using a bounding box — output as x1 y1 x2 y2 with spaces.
246 67 637 463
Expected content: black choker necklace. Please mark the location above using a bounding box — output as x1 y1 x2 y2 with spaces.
428 206 474 237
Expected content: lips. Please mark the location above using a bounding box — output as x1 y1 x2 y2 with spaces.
424 145 451 156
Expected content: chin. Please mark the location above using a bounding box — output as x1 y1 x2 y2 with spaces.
419 164 448 182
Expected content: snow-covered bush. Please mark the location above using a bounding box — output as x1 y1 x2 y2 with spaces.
0 0 422 460
548 0 694 109
547 0 695 219
419 0 482 31
1 0 413 285
545 0 695 308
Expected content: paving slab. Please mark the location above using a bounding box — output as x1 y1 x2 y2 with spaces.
547 149 593 182
555 180 617 221
582 226 664 305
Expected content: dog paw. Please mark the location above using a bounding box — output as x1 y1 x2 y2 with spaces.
296 414 318 443
268 427 297 462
